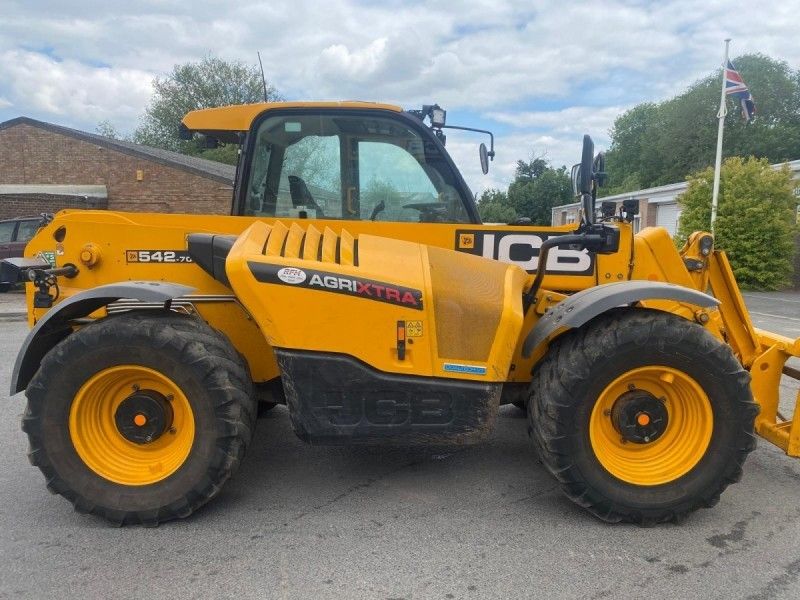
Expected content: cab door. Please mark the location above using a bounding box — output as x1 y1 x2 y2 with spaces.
237 109 477 225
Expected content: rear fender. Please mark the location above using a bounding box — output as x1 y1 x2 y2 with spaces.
522 280 719 358
10 281 194 394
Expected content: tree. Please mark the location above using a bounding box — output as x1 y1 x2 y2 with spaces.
514 157 548 180
95 120 122 140
477 188 517 223
677 156 797 290
602 54 800 195
506 157 573 225
132 56 281 164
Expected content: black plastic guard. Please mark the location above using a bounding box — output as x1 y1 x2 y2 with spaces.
1 257 51 284
187 233 236 286
275 350 502 445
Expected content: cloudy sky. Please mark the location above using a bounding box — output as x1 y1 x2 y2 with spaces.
1 0 799 194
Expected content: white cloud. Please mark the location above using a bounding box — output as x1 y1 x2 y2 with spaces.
1 0 799 187
0 49 152 126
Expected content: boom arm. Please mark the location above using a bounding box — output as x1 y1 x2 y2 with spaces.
684 233 800 457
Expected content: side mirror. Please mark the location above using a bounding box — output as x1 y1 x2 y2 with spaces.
201 135 220 149
580 135 594 195
479 143 490 174
178 123 193 141
593 152 607 188
570 163 581 196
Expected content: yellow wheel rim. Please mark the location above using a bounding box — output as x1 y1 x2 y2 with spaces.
69 365 195 486
589 366 713 486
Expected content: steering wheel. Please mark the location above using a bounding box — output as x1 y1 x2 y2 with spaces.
402 202 448 223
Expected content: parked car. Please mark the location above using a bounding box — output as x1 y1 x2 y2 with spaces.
0 216 44 292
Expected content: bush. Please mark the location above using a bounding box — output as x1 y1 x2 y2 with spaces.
677 156 797 290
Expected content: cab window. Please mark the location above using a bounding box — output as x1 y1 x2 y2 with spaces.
243 113 470 223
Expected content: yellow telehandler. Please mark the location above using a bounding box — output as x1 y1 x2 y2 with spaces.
2 101 797 526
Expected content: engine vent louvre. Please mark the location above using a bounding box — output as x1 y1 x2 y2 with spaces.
261 220 355 266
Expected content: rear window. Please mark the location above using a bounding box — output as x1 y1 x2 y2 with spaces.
15 220 40 242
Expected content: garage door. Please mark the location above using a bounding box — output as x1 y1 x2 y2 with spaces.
656 203 681 237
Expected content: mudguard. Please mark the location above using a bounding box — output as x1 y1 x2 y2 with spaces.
10 281 195 395
522 280 719 358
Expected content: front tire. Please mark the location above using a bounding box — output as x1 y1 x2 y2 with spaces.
529 310 758 524
22 311 256 525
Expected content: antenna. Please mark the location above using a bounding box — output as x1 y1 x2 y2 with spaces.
257 51 268 102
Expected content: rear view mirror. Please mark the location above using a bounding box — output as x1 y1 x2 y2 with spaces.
570 163 581 196
201 135 220 149
178 123 193 141
479 143 489 174
593 152 607 188
580 135 594 195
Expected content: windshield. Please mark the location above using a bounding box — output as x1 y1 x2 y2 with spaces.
242 112 470 223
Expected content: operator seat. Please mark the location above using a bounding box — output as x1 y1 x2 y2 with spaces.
288 175 325 217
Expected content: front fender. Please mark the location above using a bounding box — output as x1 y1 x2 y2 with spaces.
522 280 719 358
10 281 195 395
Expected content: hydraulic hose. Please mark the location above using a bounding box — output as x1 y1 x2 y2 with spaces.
523 233 602 312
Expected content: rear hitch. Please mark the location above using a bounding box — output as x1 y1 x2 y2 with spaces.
0 257 79 308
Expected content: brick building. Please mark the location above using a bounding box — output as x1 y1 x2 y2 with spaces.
0 117 235 220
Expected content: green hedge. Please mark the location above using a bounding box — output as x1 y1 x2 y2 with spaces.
676 157 797 290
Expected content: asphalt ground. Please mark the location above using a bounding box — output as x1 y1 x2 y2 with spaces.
1 292 800 599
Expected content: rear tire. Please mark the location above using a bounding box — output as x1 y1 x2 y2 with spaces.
22 311 256 525
529 309 758 525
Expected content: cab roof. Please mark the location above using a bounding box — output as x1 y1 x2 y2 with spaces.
181 101 404 142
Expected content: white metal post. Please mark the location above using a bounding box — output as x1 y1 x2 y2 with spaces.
710 39 731 235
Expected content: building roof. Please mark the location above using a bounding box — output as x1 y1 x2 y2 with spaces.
0 184 107 197
0 117 236 185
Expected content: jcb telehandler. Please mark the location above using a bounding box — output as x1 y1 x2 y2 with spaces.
3 101 797 526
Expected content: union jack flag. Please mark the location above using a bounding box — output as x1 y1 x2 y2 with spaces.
725 60 756 122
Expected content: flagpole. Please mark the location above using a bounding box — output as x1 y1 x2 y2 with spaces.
710 38 731 235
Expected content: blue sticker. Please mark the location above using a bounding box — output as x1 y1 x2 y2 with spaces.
443 363 487 375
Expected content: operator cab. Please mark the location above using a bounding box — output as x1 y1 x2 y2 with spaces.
181 102 494 224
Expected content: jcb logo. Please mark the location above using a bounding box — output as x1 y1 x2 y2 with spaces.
317 394 453 426
457 233 475 249
455 230 594 275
